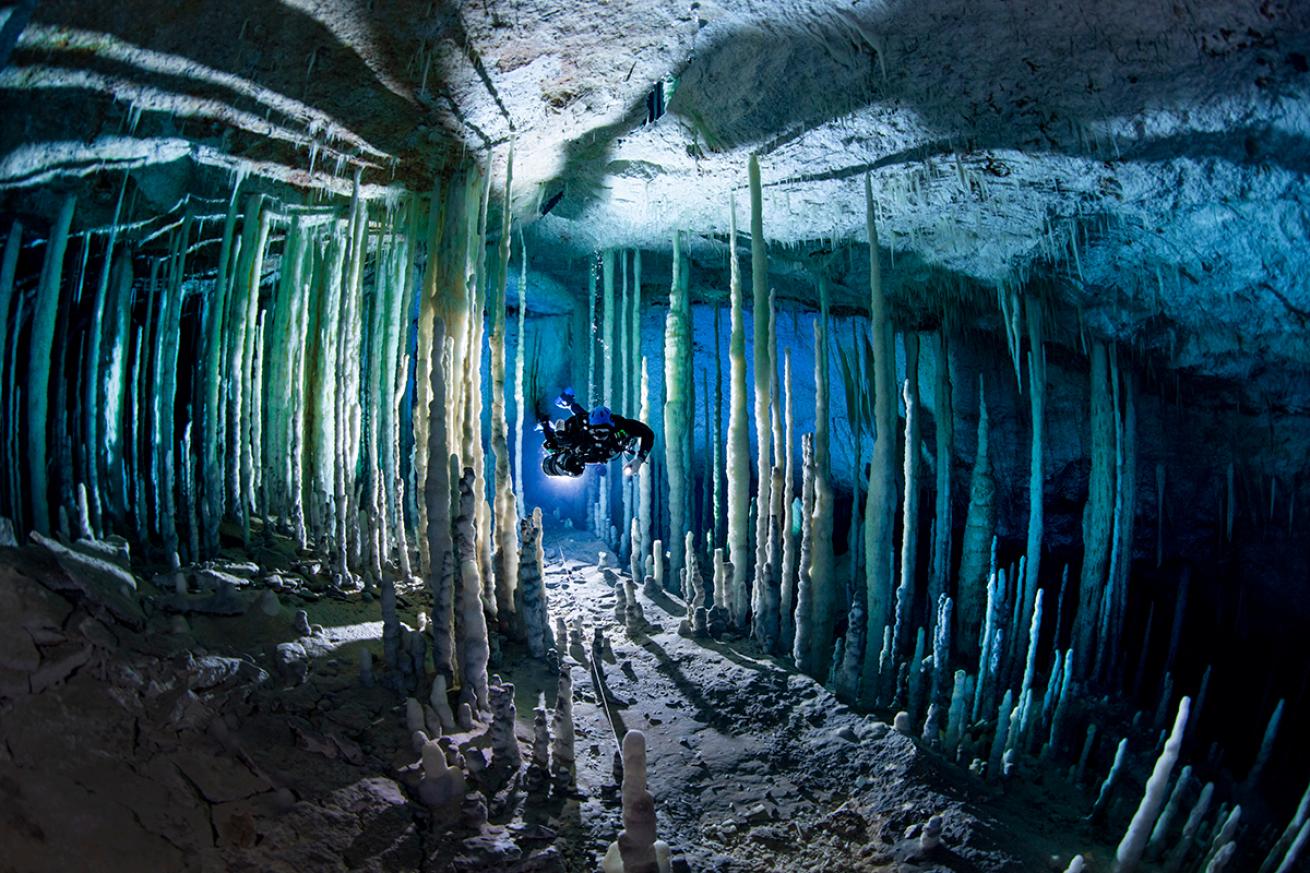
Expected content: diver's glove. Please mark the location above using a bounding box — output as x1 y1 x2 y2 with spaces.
555 387 577 410
623 454 646 477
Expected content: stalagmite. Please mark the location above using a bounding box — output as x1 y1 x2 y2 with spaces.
489 150 519 621
0 221 21 523
957 378 994 657
430 675 456 732
489 678 523 772
1202 806 1242 872
1024 299 1046 636
513 232 527 521
518 508 552 657
684 530 706 620
1115 696 1190 872
599 249 615 542
1273 819 1309 873
606 730 660 873
28 194 76 535
637 359 653 573
1245 697 1284 792
1093 737 1130 821
725 194 751 630
1165 782 1215 873
893 337 922 658
810 287 837 676
455 466 490 714
1146 765 1193 858
749 156 774 637
663 233 691 583
793 434 817 671
779 351 797 653
928 329 954 618
419 738 467 809
551 669 576 788
856 172 897 706
944 669 969 758
426 328 456 681
1076 342 1114 677
1260 782 1310 873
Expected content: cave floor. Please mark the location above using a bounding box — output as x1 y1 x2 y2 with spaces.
0 521 1120 873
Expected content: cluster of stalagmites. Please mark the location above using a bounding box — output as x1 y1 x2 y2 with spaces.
405 662 578 825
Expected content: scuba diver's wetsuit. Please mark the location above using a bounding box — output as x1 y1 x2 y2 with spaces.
539 389 654 478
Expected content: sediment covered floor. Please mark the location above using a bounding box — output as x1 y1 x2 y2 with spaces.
0 520 1136 873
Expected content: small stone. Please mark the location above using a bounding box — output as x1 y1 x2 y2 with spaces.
293 609 312 636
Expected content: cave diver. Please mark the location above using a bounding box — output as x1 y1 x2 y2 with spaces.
537 387 654 479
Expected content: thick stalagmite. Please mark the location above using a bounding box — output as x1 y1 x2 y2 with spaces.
1076 342 1114 678
518 508 551 658
957 378 994 657
1023 300 1046 634
749 156 774 636
779 351 797 652
490 151 519 623
426 324 456 681
455 464 490 714
27 193 75 535
852 175 896 705
893 336 921 658
928 329 954 621
662 234 691 585
725 196 751 629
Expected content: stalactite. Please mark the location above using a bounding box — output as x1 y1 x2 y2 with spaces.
662 233 691 585
490 150 519 622
1076 342 1115 679
749 156 774 637
956 377 993 658
28 193 76 535
726 194 751 630
856 173 896 706
928 329 953 621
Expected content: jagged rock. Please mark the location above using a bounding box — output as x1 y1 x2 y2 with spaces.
196 567 251 591
154 586 254 616
274 642 308 685
30 532 143 628
184 655 268 692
